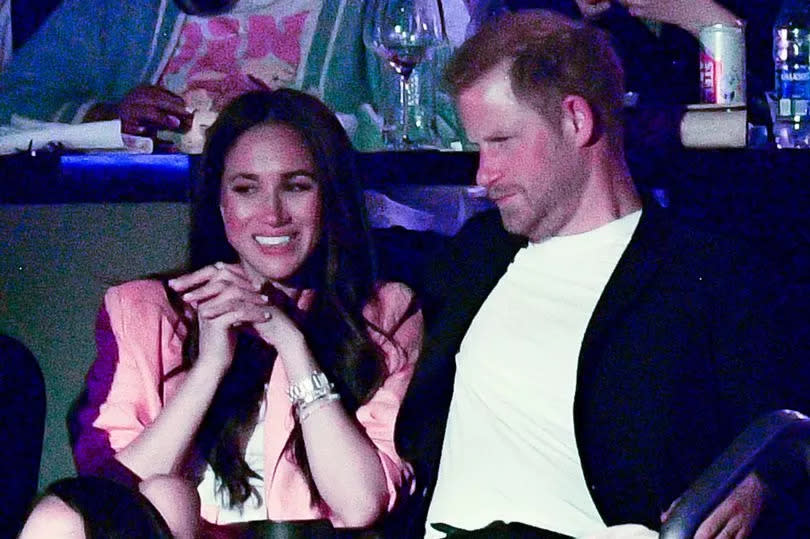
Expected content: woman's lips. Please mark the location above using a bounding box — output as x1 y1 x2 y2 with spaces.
253 233 296 253
254 234 291 246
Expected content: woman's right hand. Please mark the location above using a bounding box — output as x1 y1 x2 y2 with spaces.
168 263 270 373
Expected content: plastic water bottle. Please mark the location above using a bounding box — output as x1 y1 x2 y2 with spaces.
773 0 810 148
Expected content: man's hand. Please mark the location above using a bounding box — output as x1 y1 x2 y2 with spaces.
661 472 765 539
580 472 764 539
694 472 765 539
118 85 193 135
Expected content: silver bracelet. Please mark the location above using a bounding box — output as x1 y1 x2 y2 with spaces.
297 392 341 422
287 370 335 407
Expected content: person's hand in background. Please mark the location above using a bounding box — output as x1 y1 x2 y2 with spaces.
575 0 612 18
85 85 193 136
616 0 740 36
574 0 740 37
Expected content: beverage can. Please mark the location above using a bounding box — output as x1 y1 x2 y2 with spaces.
699 23 746 105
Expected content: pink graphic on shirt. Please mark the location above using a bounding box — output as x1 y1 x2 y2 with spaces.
188 33 240 75
208 16 240 37
247 12 308 67
160 11 312 111
163 21 203 76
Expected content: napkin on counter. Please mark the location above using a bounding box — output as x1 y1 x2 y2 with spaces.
0 116 152 155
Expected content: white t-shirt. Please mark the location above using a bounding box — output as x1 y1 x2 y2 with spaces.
425 211 642 538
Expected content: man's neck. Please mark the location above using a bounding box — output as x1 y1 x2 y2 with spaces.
557 150 641 237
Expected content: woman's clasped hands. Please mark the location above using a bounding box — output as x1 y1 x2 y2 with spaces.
168 262 305 371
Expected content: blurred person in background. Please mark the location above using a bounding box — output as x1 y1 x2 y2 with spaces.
0 0 410 149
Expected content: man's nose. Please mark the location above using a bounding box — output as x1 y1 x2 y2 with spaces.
475 151 500 188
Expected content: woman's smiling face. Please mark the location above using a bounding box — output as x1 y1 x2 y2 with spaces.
219 123 322 286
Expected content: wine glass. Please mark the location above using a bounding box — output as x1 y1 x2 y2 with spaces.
364 0 445 149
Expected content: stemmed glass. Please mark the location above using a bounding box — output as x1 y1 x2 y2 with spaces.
364 0 445 149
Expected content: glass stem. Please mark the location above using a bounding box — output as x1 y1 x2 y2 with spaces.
399 73 409 146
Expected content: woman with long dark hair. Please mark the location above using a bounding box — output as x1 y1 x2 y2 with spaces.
64 88 422 533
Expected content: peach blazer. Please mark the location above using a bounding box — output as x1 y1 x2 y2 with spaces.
73 279 423 525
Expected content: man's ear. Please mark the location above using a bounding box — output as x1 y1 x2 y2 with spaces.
561 95 595 147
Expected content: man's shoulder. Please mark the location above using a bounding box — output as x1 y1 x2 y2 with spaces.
428 210 523 289
419 211 525 343
444 209 525 270
453 209 516 248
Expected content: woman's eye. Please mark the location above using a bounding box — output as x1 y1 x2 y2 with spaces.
231 184 256 194
287 179 316 192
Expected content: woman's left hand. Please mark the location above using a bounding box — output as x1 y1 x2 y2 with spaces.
248 291 319 382
252 302 306 355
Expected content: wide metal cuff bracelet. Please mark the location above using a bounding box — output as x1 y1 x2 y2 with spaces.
287 371 335 407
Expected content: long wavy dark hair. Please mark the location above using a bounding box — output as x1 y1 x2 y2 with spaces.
173 89 386 509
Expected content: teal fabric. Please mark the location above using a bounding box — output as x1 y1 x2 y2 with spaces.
0 0 182 124
0 0 465 150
